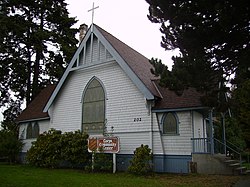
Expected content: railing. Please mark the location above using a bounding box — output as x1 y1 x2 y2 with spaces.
214 138 241 163
191 138 211 154
191 138 243 165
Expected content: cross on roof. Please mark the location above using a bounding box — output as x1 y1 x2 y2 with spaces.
88 2 99 25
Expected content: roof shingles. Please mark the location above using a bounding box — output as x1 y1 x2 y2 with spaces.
95 25 161 98
153 82 204 110
16 85 56 122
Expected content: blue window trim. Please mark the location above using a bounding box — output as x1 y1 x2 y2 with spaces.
161 112 180 136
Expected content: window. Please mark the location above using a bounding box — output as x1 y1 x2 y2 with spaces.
33 122 39 138
162 113 179 135
82 78 105 134
26 122 40 139
26 122 32 139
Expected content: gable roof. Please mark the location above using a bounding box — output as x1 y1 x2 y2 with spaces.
16 85 56 123
43 24 161 112
95 25 161 98
152 82 206 112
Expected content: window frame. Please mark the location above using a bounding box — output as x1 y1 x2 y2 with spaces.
26 121 40 139
26 122 33 139
161 112 179 135
33 121 40 138
82 77 106 135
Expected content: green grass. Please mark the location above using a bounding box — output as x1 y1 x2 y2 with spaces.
0 163 241 187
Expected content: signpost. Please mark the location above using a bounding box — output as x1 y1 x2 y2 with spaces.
88 137 119 173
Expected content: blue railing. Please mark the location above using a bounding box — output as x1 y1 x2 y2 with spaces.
191 138 211 154
191 138 242 164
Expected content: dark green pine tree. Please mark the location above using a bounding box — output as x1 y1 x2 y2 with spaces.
146 0 250 148
146 0 249 104
0 0 78 112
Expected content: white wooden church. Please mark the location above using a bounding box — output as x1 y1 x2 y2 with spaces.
17 24 212 173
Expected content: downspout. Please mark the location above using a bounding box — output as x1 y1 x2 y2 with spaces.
156 113 166 171
149 101 153 152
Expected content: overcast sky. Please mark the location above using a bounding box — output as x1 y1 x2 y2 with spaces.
66 0 180 67
0 0 180 123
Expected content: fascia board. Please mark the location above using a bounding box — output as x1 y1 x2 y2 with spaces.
93 26 154 100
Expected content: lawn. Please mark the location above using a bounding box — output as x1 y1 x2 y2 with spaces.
0 163 241 187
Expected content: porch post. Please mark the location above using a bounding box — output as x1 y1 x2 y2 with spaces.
221 112 226 155
209 109 214 155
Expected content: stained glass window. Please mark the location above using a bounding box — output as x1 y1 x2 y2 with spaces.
82 78 105 134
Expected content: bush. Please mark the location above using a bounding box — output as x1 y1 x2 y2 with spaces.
128 144 153 175
93 152 113 172
26 129 91 168
0 130 23 163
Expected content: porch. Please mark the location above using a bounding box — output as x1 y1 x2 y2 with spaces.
191 138 249 175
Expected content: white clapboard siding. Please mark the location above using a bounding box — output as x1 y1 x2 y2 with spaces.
115 132 151 154
19 120 50 152
160 111 193 155
49 61 151 136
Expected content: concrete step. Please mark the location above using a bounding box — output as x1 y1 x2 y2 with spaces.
229 163 241 167
241 170 250 175
224 159 237 163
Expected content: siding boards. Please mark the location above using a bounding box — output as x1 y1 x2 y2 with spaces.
160 111 192 155
49 61 151 138
19 120 49 152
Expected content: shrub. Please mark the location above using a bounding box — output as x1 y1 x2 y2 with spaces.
93 152 113 172
0 130 23 163
128 144 153 175
26 129 90 168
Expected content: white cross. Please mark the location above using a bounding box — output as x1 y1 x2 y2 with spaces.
88 2 99 25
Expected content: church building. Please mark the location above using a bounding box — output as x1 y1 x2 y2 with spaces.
17 24 210 173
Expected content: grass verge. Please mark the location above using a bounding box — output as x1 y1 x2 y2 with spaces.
0 163 241 187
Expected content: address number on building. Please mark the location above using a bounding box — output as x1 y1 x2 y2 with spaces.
133 118 141 122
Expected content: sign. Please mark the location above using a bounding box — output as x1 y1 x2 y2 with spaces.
88 137 119 153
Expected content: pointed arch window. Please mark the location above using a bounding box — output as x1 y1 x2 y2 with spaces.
33 121 40 138
26 122 40 139
82 78 105 134
162 113 179 135
26 122 32 139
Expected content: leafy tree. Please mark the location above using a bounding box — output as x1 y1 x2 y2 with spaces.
0 130 23 163
0 0 78 111
231 80 250 147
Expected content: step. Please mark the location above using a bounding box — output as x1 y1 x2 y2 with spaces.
241 170 250 175
235 166 247 171
229 163 241 167
224 159 237 163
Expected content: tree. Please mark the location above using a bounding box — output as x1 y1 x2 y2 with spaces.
231 80 250 147
0 0 78 111
0 129 23 163
146 0 249 81
146 0 250 147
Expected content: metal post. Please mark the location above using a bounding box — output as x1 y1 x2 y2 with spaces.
113 153 116 173
92 152 95 172
221 112 226 154
209 109 214 155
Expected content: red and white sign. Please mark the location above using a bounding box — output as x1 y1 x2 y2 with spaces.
88 137 119 153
